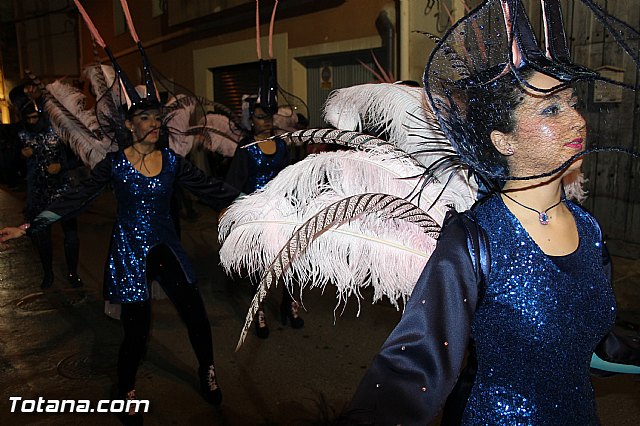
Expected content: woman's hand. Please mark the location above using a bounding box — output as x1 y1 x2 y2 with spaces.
0 226 27 243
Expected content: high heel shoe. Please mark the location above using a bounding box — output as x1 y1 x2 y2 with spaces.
255 309 270 339
281 300 304 329
199 365 223 406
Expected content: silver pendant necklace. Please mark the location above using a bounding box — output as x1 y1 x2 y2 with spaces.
501 192 565 225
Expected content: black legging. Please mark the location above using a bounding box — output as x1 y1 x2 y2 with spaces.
30 217 80 277
117 245 214 394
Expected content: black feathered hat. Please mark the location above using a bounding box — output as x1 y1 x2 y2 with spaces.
424 0 640 182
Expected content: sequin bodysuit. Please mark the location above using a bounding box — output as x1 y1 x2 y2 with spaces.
344 194 615 425
465 195 616 424
226 136 289 194
29 148 239 303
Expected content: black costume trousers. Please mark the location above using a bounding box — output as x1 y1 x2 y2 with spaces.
117 245 214 394
30 218 80 278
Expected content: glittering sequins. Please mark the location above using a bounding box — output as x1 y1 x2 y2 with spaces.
244 138 289 193
463 195 616 425
19 127 73 220
106 149 194 303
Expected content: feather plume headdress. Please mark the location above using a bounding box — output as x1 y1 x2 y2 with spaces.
220 138 454 349
424 0 640 183
34 0 241 163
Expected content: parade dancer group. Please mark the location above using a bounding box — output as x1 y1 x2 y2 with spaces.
2 1 640 425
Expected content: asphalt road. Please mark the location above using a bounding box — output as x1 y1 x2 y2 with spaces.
0 186 638 425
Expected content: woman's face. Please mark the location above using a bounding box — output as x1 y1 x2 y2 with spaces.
126 109 162 144
251 106 273 135
494 72 587 177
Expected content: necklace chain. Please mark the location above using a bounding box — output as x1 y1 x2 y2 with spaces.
501 192 565 225
131 144 154 157
130 145 155 174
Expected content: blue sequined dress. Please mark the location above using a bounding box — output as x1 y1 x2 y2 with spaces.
225 136 289 194
28 148 239 303
344 194 616 425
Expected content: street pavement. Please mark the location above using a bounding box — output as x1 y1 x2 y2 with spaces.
0 184 638 426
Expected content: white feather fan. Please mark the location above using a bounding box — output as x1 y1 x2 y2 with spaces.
44 79 115 168
188 113 242 157
219 144 476 315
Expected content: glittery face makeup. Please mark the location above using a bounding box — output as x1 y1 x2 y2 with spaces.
128 109 162 144
504 72 587 177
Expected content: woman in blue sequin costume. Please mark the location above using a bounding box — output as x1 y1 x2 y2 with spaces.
226 95 304 339
336 0 640 420
339 68 626 426
0 100 239 410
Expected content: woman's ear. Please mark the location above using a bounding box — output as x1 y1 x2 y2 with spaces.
125 119 133 133
490 130 514 156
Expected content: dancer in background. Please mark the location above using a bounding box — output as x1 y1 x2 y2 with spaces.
9 83 85 289
226 94 303 339
1 1 242 424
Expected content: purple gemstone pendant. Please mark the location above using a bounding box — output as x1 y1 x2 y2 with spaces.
538 211 550 225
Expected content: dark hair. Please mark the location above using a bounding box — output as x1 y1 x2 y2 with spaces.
295 113 309 128
445 66 536 180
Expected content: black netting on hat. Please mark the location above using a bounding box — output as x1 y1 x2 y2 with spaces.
89 59 242 154
423 0 640 183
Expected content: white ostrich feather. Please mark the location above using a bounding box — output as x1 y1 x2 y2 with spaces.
165 94 195 156
324 83 424 144
220 144 464 239
323 83 453 169
220 194 436 307
227 191 440 349
219 144 476 316
84 64 117 99
273 105 299 134
563 170 587 203
43 80 113 168
188 113 242 157
47 80 99 131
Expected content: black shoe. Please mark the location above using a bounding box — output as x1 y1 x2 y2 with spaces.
40 273 54 289
281 301 304 329
199 365 222 406
115 389 143 426
68 273 84 288
255 310 270 339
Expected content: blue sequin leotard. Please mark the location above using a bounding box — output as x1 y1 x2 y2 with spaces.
226 136 289 194
466 195 616 425
28 147 239 303
105 149 189 302
344 194 616 425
